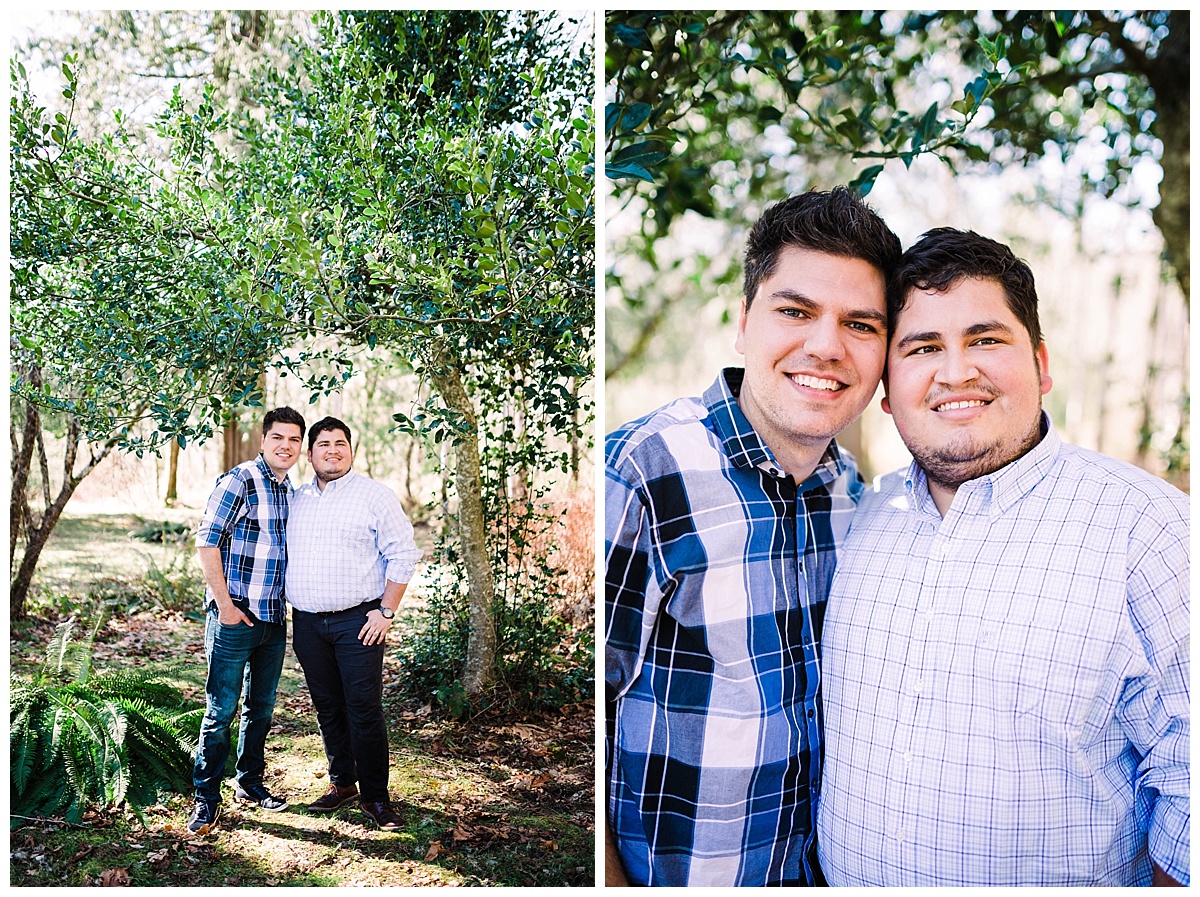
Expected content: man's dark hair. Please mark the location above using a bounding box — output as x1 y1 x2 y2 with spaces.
742 186 902 307
262 406 306 437
307 416 352 451
888 227 1042 346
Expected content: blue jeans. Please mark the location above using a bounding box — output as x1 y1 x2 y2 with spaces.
192 606 287 802
292 603 390 802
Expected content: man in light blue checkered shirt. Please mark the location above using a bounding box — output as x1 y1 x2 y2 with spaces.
818 229 1189 885
286 416 422 832
190 406 306 835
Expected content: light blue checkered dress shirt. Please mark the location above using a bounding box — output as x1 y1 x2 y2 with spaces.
817 415 1189 886
285 469 421 612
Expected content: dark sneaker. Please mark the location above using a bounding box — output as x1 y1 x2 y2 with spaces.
187 798 221 835
360 800 404 831
307 782 359 812
234 782 288 812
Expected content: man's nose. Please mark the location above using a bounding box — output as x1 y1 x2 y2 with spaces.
802 316 846 362
935 346 980 385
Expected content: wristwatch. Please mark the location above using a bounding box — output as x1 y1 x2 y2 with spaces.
379 605 395 620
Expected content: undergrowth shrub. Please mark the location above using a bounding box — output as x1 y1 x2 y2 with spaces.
139 546 205 615
10 616 202 828
396 485 595 717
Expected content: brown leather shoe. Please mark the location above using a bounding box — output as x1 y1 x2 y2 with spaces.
308 782 359 812
360 800 404 830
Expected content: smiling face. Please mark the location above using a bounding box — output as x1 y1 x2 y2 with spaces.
883 276 1052 511
260 422 304 480
734 246 888 479
308 426 353 487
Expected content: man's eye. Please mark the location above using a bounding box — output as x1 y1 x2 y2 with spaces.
847 321 878 334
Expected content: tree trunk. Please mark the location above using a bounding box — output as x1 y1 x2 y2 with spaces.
10 418 121 619
10 395 40 568
430 360 497 696
1147 10 1189 304
166 438 180 506
223 415 258 470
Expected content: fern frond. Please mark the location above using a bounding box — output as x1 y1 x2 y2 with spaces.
11 703 45 796
76 608 111 684
13 617 205 824
41 618 78 681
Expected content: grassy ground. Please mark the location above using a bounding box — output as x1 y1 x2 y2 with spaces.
10 513 596 887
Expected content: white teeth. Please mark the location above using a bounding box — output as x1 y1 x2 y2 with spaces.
791 374 842 391
936 400 987 411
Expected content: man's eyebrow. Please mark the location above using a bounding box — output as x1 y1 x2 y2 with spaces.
767 289 886 326
964 320 1016 339
767 288 817 309
894 320 1016 353
893 330 942 353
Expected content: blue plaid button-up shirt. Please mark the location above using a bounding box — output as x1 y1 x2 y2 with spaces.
196 454 292 624
605 369 864 886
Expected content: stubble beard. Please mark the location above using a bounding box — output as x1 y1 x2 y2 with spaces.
914 410 1044 494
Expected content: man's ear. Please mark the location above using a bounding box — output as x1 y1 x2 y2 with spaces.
880 369 892 415
1036 341 1053 395
734 296 749 355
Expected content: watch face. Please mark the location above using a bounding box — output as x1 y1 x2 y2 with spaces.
380 606 394 619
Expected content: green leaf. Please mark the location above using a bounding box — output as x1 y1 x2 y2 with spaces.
605 162 656 183
604 102 622 134
918 102 939 143
619 102 653 132
848 164 884 197
613 23 653 51
611 140 671 168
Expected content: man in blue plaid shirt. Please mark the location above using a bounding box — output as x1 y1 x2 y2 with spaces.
605 188 901 886
188 407 306 835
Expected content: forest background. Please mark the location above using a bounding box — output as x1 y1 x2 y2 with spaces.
605 10 1189 492
9 9 595 887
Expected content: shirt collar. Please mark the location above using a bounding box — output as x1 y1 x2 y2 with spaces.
904 411 1061 517
705 367 847 487
305 468 356 493
255 453 293 490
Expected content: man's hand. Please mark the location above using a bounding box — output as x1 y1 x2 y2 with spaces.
605 822 630 886
359 608 392 646
217 603 253 626
198 545 252 626
1153 863 1183 887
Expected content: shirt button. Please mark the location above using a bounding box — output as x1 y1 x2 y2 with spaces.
911 680 923 695
807 708 815 719
896 830 906 842
903 752 913 763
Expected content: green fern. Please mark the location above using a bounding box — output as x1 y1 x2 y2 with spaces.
11 616 202 828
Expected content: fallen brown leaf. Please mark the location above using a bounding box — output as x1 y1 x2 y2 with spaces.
99 868 130 886
423 840 442 861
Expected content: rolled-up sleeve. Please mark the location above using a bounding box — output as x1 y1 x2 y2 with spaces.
375 488 422 585
604 463 660 704
197 470 244 548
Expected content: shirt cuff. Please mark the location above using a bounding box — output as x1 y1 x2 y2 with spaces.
1149 794 1190 885
384 560 416 584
